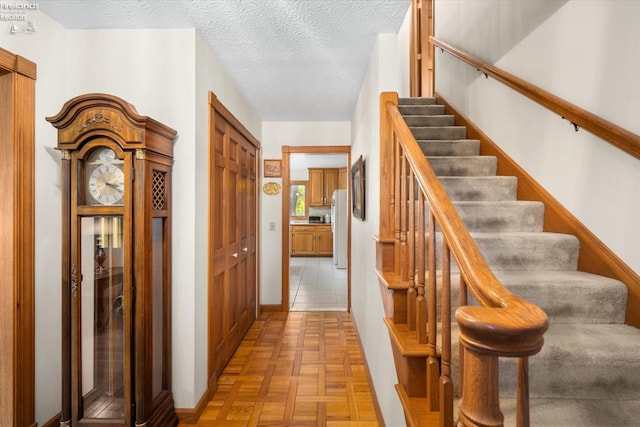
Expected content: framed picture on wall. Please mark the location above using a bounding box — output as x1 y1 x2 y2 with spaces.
263 159 282 177
351 155 365 220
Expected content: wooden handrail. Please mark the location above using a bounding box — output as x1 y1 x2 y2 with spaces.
381 91 549 425
430 37 640 161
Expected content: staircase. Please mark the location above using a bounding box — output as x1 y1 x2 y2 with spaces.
383 96 640 426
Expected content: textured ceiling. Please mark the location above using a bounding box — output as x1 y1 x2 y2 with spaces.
38 0 410 121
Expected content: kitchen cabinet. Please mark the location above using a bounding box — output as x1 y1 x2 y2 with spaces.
291 224 333 256
316 226 334 256
309 168 339 206
291 225 316 256
338 168 348 190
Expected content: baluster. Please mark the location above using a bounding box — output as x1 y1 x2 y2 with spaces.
426 210 439 410
407 170 417 331
459 276 468 398
400 152 408 281
517 357 530 427
416 192 426 338
440 243 454 427
393 133 401 275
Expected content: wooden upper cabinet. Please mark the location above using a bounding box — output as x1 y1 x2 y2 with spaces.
309 168 340 206
308 169 325 206
324 169 338 202
338 168 348 190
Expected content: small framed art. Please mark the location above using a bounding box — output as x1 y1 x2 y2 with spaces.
263 159 282 177
351 155 365 220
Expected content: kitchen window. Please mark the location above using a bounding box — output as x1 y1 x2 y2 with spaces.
290 181 308 219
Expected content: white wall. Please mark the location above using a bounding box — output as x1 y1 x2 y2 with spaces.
259 121 351 305
1 13 261 422
349 31 409 426
435 0 640 274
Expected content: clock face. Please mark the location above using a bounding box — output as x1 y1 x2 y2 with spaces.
86 148 125 206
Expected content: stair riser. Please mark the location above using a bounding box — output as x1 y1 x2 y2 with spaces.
422 202 544 232
435 233 580 271
497 282 627 324
500 357 640 400
399 105 445 115
428 156 497 177
455 202 544 232
404 115 456 127
411 126 466 140
432 272 627 324
440 177 518 201
399 97 437 105
418 140 480 156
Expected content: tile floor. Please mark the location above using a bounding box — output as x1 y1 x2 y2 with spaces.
289 257 348 311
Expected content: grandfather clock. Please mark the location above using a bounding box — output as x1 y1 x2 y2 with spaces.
47 94 178 426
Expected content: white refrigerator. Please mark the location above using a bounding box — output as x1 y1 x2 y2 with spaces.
331 190 348 269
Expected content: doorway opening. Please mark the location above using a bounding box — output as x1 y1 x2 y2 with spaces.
281 146 351 312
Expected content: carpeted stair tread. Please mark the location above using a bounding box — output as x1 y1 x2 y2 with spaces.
410 125 466 140
417 139 480 156
399 97 437 105
493 270 628 324
440 176 518 201
404 115 456 127
427 155 497 176
399 104 445 115
500 323 640 400
500 398 640 427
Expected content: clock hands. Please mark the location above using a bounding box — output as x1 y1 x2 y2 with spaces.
105 180 123 192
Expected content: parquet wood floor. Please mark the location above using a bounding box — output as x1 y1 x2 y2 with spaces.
182 311 382 427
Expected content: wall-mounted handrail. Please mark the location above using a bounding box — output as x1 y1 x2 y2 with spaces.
430 36 640 160
380 91 549 426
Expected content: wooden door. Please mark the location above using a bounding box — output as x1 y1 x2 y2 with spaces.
208 92 260 390
237 134 258 337
210 112 240 381
0 47 36 427
244 144 257 333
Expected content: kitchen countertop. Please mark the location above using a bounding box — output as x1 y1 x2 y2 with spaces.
290 221 331 225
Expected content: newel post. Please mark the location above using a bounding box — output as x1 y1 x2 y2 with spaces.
378 92 399 272
457 347 503 427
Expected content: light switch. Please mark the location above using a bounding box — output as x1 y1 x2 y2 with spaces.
269 221 276 231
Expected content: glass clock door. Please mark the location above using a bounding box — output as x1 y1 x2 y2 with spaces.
76 215 130 424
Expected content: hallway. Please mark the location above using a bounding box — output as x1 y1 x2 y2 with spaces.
182 311 381 426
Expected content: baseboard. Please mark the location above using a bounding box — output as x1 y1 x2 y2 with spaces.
260 304 282 314
175 384 214 424
436 92 640 328
41 412 61 427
